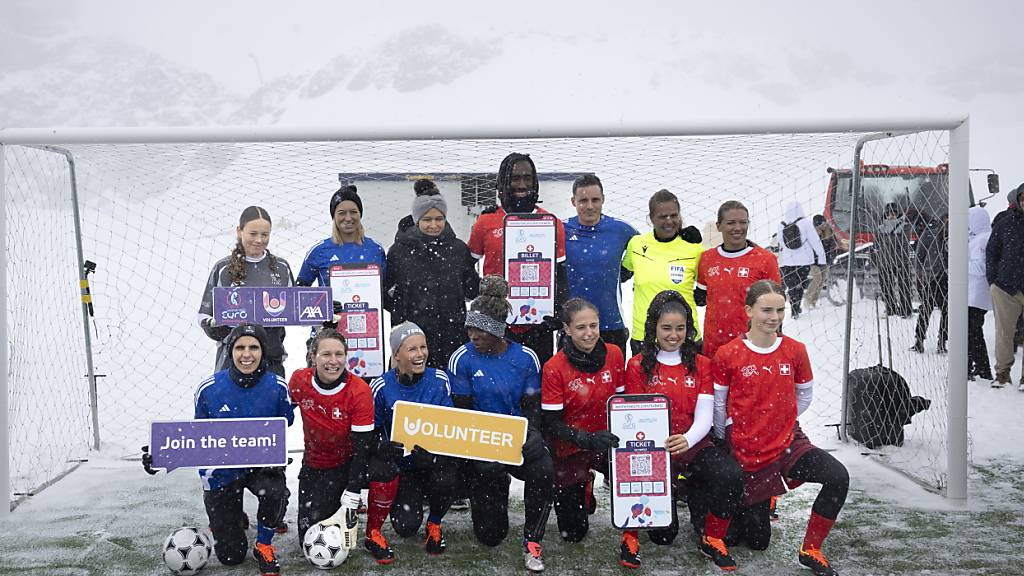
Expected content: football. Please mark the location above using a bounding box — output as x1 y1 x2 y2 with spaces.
302 522 350 569
162 527 212 575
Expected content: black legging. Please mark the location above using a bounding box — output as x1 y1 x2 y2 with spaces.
781 266 811 315
679 445 744 535
465 449 554 546
968 307 992 377
390 456 461 537
726 448 848 549
204 467 289 565
296 454 397 543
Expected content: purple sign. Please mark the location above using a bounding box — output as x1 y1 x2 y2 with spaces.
213 286 331 326
150 418 288 472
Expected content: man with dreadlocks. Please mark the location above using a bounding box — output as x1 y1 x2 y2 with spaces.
467 153 569 367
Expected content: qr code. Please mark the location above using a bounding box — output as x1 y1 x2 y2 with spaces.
346 314 366 334
629 453 652 477
520 263 539 283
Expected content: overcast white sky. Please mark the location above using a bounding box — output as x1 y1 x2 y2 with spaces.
3 0 1023 190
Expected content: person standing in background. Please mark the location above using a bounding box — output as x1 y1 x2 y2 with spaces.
873 203 913 318
563 174 638 359
986 184 1024 389
803 214 839 311
777 201 826 319
967 206 994 382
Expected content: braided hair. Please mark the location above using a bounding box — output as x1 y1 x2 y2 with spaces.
639 290 699 381
496 153 539 212
227 206 280 285
471 275 512 321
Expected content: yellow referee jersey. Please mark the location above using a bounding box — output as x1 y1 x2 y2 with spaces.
622 232 703 341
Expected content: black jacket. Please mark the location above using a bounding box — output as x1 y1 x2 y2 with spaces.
385 225 480 368
914 220 948 284
986 207 1024 295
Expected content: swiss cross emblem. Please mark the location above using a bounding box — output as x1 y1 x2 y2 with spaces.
332 407 343 419
779 363 791 376
738 267 750 278
636 431 646 441
708 266 720 277
684 375 696 388
601 371 612 383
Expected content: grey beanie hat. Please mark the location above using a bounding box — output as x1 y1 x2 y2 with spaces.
389 321 425 354
412 193 448 223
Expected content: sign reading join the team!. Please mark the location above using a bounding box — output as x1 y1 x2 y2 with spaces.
149 418 288 472
503 213 557 325
328 263 386 378
607 394 674 529
213 286 331 326
390 401 528 466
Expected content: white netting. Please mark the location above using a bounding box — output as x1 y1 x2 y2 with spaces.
3 130 957 502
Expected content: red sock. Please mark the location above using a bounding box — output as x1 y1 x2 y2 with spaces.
367 478 399 532
802 512 835 551
704 512 731 540
623 529 639 541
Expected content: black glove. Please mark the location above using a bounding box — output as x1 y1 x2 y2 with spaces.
377 436 406 463
679 225 702 244
540 315 562 332
480 205 499 215
141 445 158 475
577 430 620 451
694 286 707 307
521 430 548 461
200 318 231 342
411 445 437 468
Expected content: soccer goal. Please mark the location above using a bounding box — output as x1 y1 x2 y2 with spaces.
0 119 970 514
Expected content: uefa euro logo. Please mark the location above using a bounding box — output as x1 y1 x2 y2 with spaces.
229 289 240 306
263 290 287 316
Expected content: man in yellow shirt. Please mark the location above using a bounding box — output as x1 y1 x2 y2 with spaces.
622 189 703 356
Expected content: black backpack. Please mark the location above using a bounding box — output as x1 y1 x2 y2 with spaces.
846 364 930 449
781 218 804 249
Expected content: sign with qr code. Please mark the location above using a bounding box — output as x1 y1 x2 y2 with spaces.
503 213 557 325
607 394 673 529
328 264 385 379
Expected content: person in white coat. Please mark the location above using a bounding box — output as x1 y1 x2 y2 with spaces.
968 206 994 381
777 202 827 318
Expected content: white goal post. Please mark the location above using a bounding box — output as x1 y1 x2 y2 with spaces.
0 117 970 517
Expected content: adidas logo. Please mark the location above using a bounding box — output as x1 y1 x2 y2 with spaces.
219 404 231 413
473 369 485 377
329 254 340 262
569 234 578 241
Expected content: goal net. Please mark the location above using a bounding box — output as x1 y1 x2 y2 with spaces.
1 125 967 507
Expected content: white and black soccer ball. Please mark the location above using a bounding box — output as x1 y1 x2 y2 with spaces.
302 522 349 569
162 526 212 575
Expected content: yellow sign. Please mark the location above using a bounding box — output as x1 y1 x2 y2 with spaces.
390 401 528 466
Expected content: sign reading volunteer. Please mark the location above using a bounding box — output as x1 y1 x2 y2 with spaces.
390 400 528 466
503 213 557 325
213 286 332 326
608 394 674 529
328 263 385 378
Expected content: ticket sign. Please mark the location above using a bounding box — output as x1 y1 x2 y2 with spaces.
390 401 528 466
213 286 332 326
608 394 674 529
149 418 288 472
503 213 557 325
328 263 386 379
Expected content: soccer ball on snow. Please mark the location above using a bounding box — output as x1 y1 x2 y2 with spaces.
302 522 350 569
162 527 212 575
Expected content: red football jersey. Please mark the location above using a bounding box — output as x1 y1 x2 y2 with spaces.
624 353 714 437
468 206 567 278
711 336 813 472
541 344 625 459
696 244 782 359
288 368 376 469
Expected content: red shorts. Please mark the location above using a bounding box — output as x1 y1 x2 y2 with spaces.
738 424 816 505
552 449 609 489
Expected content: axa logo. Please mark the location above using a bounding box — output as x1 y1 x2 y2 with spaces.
263 290 287 315
300 305 324 320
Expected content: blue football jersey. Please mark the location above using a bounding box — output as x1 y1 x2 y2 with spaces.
370 367 454 439
193 370 294 490
296 236 387 287
563 215 638 331
447 341 541 416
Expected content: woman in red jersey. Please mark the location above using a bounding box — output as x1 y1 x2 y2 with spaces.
696 200 781 359
711 280 848 576
541 298 624 546
623 290 743 572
